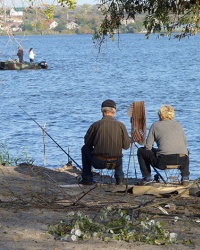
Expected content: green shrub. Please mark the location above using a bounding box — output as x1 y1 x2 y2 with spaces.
0 142 34 166
47 206 172 244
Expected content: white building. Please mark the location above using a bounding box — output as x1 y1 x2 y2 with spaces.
66 21 79 30
49 20 58 29
10 8 23 17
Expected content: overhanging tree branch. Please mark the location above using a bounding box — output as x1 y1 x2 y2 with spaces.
90 0 200 49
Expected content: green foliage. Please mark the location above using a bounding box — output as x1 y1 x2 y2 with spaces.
94 0 200 47
21 147 35 165
53 22 67 32
21 23 34 32
47 206 173 244
0 143 35 166
183 239 194 246
58 0 77 9
140 217 170 245
14 4 104 35
27 0 76 12
42 0 76 20
0 143 11 166
44 5 55 20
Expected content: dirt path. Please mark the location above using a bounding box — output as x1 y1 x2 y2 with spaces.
0 164 199 250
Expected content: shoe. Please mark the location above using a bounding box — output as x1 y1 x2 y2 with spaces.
138 177 153 186
154 174 160 183
181 177 190 186
116 178 124 185
78 179 93 185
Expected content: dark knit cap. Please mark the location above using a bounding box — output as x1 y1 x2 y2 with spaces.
101 99 116 109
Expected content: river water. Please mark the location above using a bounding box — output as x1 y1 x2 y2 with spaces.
0 33 199 180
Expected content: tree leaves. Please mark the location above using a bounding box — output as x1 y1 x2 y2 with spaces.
94 0 200 46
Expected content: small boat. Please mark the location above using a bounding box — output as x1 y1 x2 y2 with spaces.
0 60 48 70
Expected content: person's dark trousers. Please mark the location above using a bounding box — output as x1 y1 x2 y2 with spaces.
81 145 124 181
81 145 93 181
137 147 158 178
137 147 190 179
157 154 190 178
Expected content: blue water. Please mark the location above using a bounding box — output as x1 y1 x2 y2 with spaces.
0 34 199 180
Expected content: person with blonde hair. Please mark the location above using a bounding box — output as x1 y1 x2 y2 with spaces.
158 105 174 120
137 104 189 185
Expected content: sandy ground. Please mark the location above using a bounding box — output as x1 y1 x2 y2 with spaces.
0 163 200 250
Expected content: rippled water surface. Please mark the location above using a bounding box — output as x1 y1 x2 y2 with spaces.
0 34 200 179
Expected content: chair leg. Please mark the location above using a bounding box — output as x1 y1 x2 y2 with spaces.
164 165 181 184
127 142 138 179
98 169 115 184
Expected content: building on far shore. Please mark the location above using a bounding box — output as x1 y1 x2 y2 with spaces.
10 7 23 17
49 20 58 29
66 21 79 30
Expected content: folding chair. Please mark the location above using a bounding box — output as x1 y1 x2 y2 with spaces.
94 160 118 185
164 165 181 184
95 168 115 185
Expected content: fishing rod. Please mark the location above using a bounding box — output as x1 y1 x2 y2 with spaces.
151 166 166 184
18 105 82 170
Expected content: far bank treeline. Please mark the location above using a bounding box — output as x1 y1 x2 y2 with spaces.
1 4 144 36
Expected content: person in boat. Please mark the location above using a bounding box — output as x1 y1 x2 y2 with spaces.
17 46 23 63
137 104 190 185
79 99 130 185
29 48 35 63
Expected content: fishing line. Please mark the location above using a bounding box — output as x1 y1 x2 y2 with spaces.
18 105 82 170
